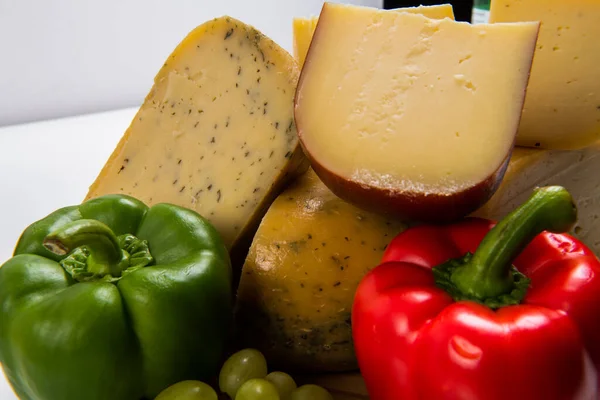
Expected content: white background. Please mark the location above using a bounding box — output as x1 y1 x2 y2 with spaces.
0 1 382 399
0 0 381 127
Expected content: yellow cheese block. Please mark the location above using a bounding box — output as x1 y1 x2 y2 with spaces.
292 17 318 67
490 0 600 150
292 4 455 67
86 17 308 260
234 168 407 373
475 143 600 256
295 3 539 222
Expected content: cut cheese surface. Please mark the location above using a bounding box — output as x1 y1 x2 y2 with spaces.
86 17 307 252
234 168 407 372
401 3 455 19
490 0 600 150
293 17 318 67
292 4 455 67
295 3 539 195
474 143 600 256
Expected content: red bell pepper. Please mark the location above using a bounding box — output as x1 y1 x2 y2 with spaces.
352 186 600 400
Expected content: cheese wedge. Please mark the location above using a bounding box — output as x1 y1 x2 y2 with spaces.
293 17 319 67
490 0 600 149
234 168 407 372
292 4 455 68
295 3 540 222
475 143 600 256
86 17 308 258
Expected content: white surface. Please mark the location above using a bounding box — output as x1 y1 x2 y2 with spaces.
0 108 137 264
0 0 381 127
0 107 138 399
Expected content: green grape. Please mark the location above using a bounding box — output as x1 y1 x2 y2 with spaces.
155 380 218 400
235 379 280 400
290 384 334 400
265 371 297 400
219 348 268 398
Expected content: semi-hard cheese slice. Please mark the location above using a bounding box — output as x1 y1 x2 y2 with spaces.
293 17 318 67
86 17 307 257
295 3 539 222
234 168 407 372
490 0 600 150
292 4 455 67
474 143 600 256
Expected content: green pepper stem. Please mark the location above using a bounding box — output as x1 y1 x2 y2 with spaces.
43 219 128 278
450 186 577 300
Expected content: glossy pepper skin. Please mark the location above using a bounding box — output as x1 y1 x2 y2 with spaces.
0 194 232 400
352 187 600 400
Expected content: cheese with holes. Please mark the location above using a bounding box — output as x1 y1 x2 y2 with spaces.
475 143 600 256
293 4 455 68
234 168 407 372
86 17 307 256
490 0 600 150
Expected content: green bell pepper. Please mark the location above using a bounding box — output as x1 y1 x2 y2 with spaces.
0 194 232 400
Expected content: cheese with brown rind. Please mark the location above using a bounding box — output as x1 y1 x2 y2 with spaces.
295 3 539 222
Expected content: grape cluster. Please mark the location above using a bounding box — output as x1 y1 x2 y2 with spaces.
155 348 334 400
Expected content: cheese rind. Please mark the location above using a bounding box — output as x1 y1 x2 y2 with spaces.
474 144 600 256
86 17 307 255
292 4 455 68
234 169 407 372
295 3 539 221
490 0 600 150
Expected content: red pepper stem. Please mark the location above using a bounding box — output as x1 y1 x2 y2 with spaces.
451 186 577 301
43 219 129 278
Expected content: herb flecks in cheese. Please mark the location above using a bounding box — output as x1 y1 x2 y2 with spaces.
235 169 407 372
86 17 306 251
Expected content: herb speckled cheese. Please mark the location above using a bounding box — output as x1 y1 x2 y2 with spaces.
86 17 308 258
234 169 407 372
